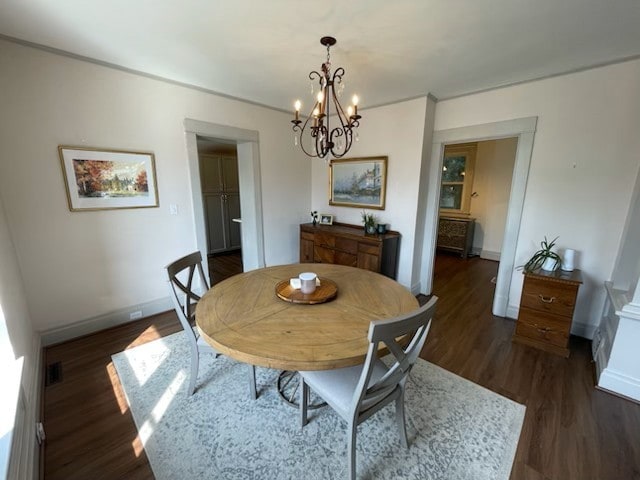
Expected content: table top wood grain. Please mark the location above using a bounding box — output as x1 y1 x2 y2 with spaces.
196 263 418 371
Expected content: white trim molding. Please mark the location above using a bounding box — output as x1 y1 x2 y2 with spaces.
420 116 537 319
598 368 640 403
594 282 640 402
183 119 265 275
480 250 501 262
40 297 172 346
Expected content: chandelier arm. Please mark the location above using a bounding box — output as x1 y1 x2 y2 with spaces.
332 67 344 85
327 71 354 158
309 70 322 84
292 102 323 158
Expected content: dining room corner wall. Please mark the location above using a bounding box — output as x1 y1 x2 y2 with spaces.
0 38 308 335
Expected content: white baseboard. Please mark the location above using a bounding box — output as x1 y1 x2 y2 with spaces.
570 320 596 340
411 281 423 296
598 367 640 403
506 303 519 320
480 250 501 262
40 297 173 346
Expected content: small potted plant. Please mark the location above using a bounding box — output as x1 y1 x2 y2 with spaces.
361 210 377 235
523 236 562 272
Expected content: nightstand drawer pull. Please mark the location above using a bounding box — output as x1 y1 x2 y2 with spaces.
538 295 556 304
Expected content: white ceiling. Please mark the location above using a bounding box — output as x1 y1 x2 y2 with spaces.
1 0 639 112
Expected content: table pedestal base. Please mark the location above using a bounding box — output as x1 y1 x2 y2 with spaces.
277 371 326 409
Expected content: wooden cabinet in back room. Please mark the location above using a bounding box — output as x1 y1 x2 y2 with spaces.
200 154 241 254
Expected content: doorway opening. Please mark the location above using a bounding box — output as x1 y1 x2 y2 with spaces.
433 137 518 313
184 119 266 284
196 137 244 284
420 116 537 317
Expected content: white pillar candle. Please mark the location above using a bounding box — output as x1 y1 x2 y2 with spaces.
562 249 576 271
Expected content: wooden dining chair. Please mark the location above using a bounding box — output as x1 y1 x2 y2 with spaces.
166 251 257 398
299 296 438 480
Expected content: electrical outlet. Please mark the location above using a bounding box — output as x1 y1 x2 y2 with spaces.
130 310 143 320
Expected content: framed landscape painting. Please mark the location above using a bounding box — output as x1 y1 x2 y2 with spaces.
329 156 387 209
59 146 159 211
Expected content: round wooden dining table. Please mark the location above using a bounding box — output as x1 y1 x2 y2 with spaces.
195 263 419 371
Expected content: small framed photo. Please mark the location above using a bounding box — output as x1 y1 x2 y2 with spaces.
59 145 159 211
319 214 334 225
329 156 387 209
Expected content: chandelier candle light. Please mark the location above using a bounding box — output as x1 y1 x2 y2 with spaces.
291 36 362 159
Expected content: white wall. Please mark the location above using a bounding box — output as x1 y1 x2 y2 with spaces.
469 137 517 258
0 39 309 334
311 97 430 289
434 59 640 337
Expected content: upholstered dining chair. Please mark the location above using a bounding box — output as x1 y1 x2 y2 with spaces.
299 296 438 480
166 251 257 398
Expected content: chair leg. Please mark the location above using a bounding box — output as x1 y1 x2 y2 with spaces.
300 377 308 427
395 390 409 449
347 419 357 480
188 342 199 396
249 365 257 400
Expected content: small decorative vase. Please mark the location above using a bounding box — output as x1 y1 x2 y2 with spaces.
365 225 377 235
541 256 558 271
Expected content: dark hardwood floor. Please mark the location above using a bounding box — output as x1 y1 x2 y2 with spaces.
427 253 640 480
42 253 640 479
208 250 243 285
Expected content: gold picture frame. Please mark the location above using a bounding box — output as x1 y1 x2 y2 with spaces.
329 156 387 209
59 145 159 211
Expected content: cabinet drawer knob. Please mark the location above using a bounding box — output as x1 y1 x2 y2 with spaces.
538 294 556 304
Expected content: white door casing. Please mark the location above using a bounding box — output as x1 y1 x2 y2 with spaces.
420 116 537 317
184 118 266 275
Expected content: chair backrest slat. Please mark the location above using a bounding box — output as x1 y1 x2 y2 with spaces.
352 296 437 415
166 252 210 338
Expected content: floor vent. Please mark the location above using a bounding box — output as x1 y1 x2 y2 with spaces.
45 361 63 386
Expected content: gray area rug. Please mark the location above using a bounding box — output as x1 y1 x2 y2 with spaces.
112 332 525 480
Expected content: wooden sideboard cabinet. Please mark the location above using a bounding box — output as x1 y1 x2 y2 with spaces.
437 216 475 258
512 268 582 357
299 223 400 279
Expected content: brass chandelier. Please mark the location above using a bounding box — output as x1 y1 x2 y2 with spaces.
291 36 362 159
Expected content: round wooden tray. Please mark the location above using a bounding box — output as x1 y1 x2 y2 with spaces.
275 277 338 304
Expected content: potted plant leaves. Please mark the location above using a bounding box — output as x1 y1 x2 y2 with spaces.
523 236 562 272
361 210 377 235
